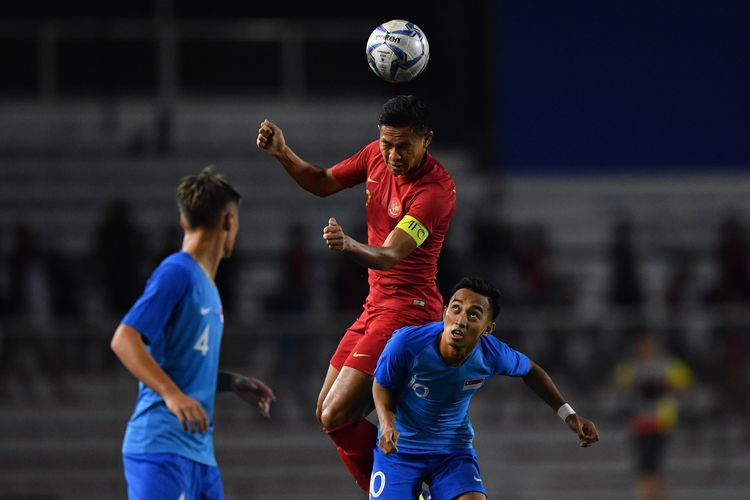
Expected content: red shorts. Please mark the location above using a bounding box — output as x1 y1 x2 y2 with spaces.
330 289 442 375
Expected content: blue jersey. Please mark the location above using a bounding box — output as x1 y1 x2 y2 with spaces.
374 321 531 452
121 251 223 466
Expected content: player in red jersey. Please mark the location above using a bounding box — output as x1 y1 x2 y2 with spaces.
256 95 456 493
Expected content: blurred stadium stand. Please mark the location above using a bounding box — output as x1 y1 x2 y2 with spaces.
1 2 750 499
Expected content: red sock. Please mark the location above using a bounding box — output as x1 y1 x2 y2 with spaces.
325 417 378 493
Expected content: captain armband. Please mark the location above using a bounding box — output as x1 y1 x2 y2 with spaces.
396 215 429 247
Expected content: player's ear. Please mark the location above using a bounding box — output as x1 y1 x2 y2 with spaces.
483 322 495 335
222 209 235 231
442 306 447 321
424 131 434 148
179 214 189 230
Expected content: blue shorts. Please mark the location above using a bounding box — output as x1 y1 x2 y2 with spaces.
123 453 224 500
370 447 487 500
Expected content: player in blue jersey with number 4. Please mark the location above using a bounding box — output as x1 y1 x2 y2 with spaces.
371 277 599 500
111 167 276 500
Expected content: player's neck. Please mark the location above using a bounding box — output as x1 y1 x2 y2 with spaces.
438 340 474 367
182 230 224 282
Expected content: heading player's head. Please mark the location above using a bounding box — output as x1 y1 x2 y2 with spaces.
442 277 501 353
176 166 241 257
377 95 433 178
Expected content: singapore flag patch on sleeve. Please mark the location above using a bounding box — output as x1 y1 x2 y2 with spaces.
463 378 485 391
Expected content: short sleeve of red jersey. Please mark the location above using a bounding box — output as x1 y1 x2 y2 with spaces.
406 183 455 235
330 141 379 188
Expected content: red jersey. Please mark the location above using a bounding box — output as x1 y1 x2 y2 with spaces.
330 140 456 310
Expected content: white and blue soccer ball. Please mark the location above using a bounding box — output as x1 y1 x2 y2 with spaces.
366 20 430 83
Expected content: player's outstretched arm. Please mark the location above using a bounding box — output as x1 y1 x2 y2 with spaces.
256 119 344 197
323 217 417 270
373 379 400 454
217 370 277 418
522 360 599 448
111 324 208 433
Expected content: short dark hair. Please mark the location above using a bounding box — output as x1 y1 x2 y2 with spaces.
449 277 501 320
378 95 431 135
176 166 241 229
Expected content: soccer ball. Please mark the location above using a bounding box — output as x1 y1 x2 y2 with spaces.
366 20 430 83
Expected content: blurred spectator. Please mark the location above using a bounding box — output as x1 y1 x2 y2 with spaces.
706 213 750 304
266 222 315 419
714 324 750 443
516 222 573 305
704 213 750 443
0 224 71 401
264 222 312 313
5 224 52 326
614 334 695 500
606 217 646 350
607 218 645 308
511 222 576 374
663 250 701 361
467 214 524 304
92 199 146 315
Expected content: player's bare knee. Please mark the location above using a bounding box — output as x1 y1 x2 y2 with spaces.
315 405 324 426
320 402 350 430
319 405 338 430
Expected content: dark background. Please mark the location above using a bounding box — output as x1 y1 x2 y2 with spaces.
3 1 747 170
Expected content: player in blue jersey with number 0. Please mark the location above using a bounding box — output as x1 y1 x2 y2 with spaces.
371 277 599 499
111 167 276 500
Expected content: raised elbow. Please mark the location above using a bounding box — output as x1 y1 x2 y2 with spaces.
110 324 133 357
110 332 123 355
